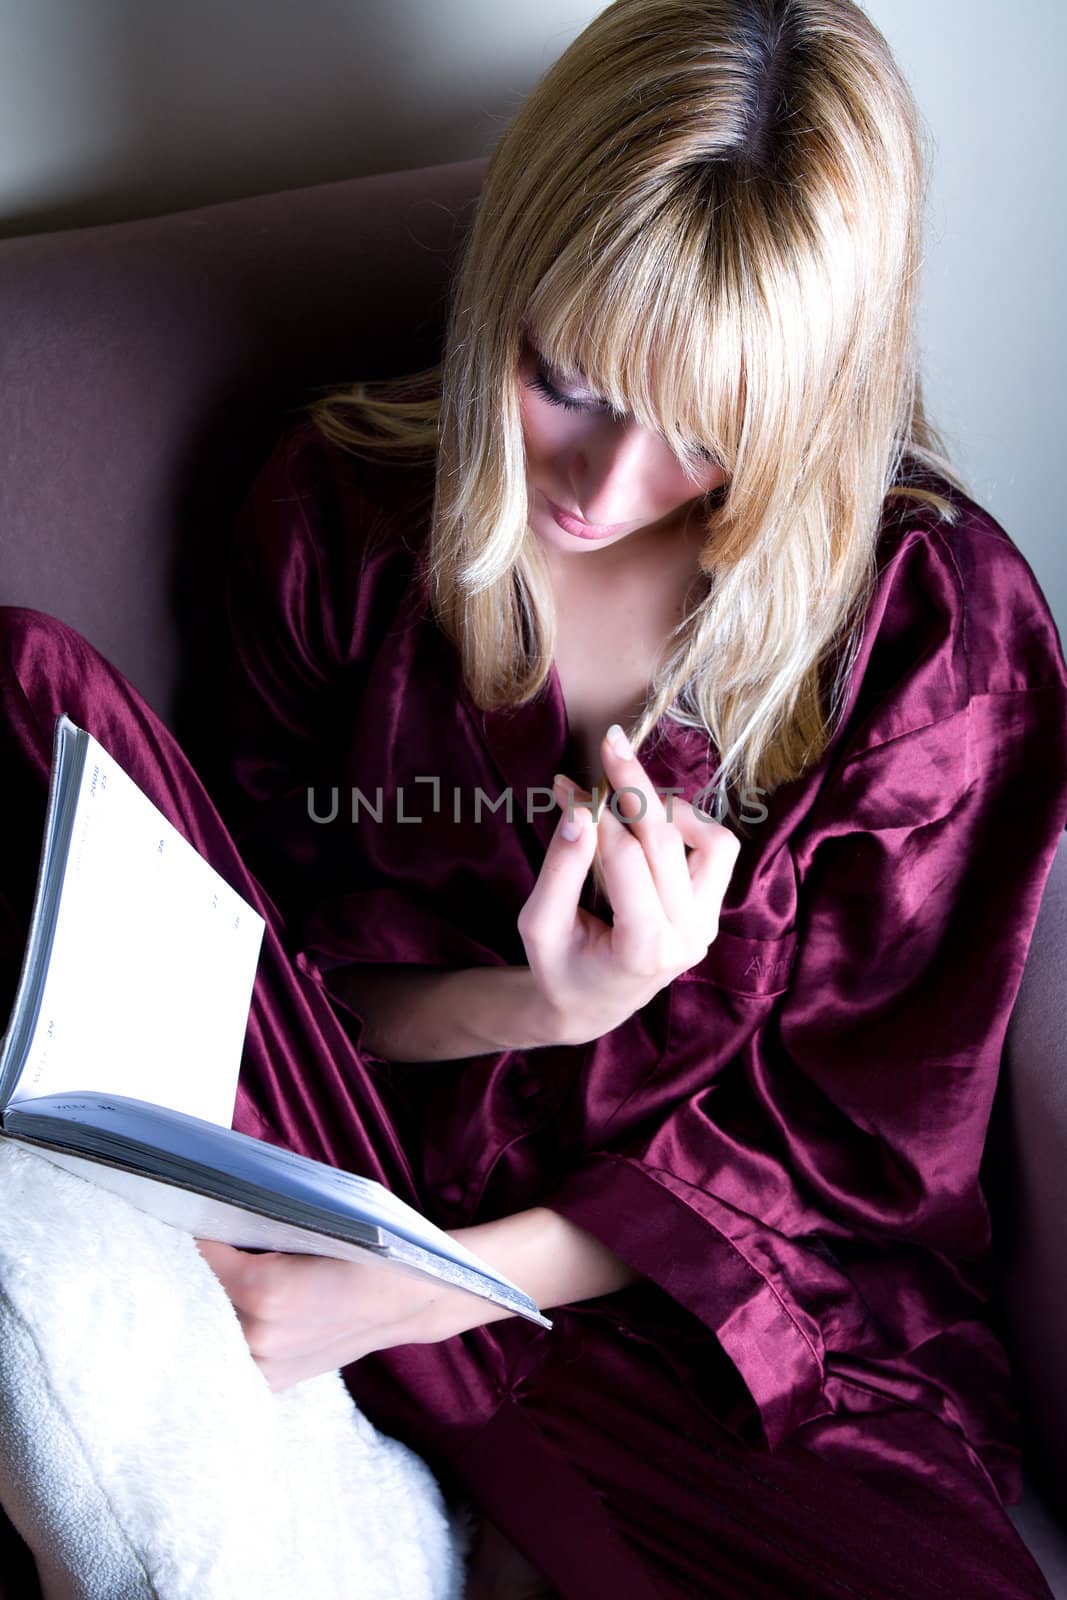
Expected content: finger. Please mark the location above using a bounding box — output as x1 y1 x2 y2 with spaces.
520 780 600 941
670 799 742 936
196 1241 293 1316
593 799 683 970
608 776 740 871
663 794 740 875
551 770 596 829
195 1238 246 1277
598 730 696 925
195 1239 259 1312
552 769 591 802
544 771 598 844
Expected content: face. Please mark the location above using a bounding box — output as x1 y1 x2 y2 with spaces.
517 333 728 560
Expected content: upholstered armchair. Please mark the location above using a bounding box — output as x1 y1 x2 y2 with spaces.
1 156 1064 1596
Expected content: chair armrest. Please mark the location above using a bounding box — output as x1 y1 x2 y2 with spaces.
998 832 1067 1515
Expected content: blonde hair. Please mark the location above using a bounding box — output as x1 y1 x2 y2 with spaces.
311 0 968 897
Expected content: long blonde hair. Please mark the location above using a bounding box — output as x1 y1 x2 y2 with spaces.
311 0 968 887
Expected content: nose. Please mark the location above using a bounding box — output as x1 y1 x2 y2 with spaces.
566 418 663 525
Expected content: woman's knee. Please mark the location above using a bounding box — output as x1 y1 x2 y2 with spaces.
1 604 110 691
0 606 148 765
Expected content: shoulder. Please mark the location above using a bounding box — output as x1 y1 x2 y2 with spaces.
238 417 436 570
229 418 436 655
836 461 1067 757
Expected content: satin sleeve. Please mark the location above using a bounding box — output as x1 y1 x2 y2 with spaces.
222 424 370 940
540 538 1067 1453
222 424 508 983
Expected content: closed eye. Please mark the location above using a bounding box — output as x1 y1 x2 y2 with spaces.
525 366 626 421
524 359 717 465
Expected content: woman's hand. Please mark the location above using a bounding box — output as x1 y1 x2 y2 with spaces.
197 1204 633 1392
518 725 740 1047
195 1240 469 1392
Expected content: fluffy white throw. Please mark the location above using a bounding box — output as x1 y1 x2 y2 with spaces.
0 1139 473 1600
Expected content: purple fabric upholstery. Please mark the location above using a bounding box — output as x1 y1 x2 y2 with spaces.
997 831 1067 1595
1000 832 1067 1512
0 157 485 789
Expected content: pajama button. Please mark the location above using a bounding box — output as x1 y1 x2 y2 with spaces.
516 1074 544 1100
438 1181 466 1206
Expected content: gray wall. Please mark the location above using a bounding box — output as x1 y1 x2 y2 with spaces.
1 1 1062 631
866 1 1066 639
0 0 598 234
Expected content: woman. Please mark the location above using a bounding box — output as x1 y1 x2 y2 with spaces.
2 1 1066 1596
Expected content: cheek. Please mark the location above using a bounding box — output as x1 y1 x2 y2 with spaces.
648 454 704 506
518 395 548 468
661 457 728 505
519 401 576 471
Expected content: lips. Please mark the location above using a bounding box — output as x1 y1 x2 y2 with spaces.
542 493 626 540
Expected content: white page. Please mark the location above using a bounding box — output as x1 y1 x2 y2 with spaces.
7 729 264 1126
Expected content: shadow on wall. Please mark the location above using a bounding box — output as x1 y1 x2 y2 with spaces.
0 0 591 239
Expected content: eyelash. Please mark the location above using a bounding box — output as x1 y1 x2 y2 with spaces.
526 368 619 418
525 368 716 465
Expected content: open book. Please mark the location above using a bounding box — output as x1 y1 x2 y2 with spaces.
0 714 551 1330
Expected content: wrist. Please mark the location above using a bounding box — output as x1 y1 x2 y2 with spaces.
447 1207 642 1325
417 1279 518 1344
397 1214 559 1347
414 1208 644 1346
331 963 565 1061
459 965 569 1053
514 966 574 1050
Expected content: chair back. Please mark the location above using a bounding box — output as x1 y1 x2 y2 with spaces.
0 158 485 785
989 828 1067 1510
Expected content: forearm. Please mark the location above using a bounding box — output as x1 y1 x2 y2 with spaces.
331 963 560 1061
424 1206 644 1342
201 1206 644 1389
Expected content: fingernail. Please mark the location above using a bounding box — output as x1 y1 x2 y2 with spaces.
606 724 632 758
554 772 583 838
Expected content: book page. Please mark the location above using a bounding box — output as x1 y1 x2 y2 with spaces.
7 725 264 1126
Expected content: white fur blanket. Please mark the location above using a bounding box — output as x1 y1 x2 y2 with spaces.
0 1139 473 1600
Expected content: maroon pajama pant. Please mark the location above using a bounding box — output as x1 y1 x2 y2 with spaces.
0 607 1054 1600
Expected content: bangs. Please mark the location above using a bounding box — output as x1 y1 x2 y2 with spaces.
520 187 749 480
